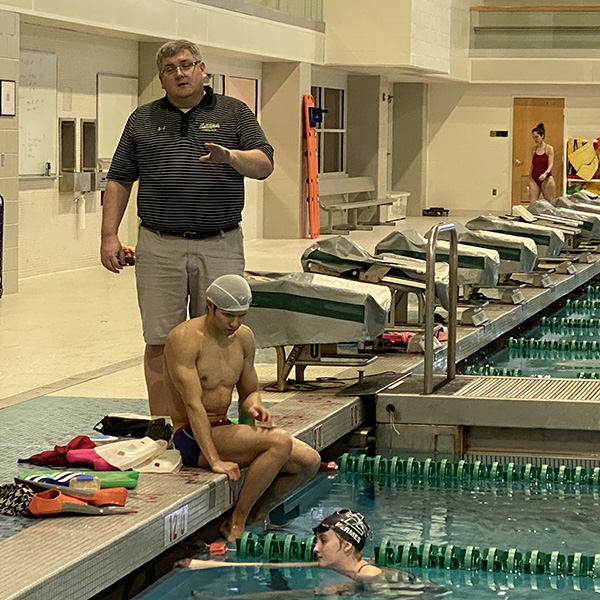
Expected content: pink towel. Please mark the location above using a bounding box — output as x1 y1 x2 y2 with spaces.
21 435 96 467
65 449 118 471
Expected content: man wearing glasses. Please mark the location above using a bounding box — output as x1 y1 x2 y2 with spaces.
101 40 274 417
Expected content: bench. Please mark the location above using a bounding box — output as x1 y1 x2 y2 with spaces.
319 176 409 235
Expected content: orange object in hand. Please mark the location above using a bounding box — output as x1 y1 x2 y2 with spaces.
122 245 135 266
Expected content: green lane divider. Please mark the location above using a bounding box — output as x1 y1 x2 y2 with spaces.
373 539 600 577
235 532 600 578
464 365 597 379
507 337 600 353
465 369 600 379
578 372 600 380
336 453 600 486
236 532 315 562
565 298 600 312
540 316 600 331
583 284 600 298
464 365 521 377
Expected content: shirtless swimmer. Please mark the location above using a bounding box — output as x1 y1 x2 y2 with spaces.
164 274 321 542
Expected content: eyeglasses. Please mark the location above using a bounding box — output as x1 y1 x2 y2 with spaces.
161 61 200 76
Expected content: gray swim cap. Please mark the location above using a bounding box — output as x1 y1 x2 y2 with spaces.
206 274 252 312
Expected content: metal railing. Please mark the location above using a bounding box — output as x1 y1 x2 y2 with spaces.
424 223 458 394
470 5 600 51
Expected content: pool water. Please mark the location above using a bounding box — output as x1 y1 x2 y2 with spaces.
466 285 600 379
135 471 600 599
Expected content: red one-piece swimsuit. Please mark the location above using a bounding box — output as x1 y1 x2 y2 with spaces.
531 151 549 189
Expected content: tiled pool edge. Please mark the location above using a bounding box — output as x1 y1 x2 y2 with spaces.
0 394 365 600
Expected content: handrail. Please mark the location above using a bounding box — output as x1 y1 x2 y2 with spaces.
471 5 600 12
424 223 458 395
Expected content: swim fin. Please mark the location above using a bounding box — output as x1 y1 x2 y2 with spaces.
15 477 128 507
28 489 137 516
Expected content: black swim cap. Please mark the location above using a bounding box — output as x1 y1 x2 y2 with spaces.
313 509 370 551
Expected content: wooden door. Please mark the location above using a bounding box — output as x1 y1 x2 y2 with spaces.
512 98 564 205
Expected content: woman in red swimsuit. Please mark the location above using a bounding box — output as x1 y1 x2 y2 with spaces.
529 122 556 202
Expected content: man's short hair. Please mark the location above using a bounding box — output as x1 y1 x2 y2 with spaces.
156 39 202 71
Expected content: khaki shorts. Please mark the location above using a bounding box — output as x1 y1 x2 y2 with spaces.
135 225 245 345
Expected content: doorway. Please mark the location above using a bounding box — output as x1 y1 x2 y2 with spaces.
511 98 564 205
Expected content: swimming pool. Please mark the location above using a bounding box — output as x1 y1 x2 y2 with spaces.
465 283 600 379
135 458 600 599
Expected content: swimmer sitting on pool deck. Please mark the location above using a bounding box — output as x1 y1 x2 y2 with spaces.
164 274 321 542
175 510 449 598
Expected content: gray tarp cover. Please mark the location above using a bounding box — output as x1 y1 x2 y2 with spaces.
374 229 499 287
300 236 450 309
531 198 600 239
465 215 564 258
436 221 537 275
553 196 600 219
570 191 600 204
244 272 391 348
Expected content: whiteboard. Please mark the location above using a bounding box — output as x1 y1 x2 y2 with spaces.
19 50 57 176
97 74 138 162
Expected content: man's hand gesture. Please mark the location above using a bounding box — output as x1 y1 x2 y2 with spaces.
199 142 232 165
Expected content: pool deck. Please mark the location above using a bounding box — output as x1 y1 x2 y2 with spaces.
2 257 600 600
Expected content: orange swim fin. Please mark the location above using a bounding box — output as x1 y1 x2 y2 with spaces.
27 489 137 516
16 477 127 507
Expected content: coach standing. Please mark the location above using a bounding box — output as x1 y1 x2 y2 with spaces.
100 39 274 416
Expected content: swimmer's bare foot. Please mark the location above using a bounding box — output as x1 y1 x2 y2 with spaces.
173 558 192 569
219 517 245 543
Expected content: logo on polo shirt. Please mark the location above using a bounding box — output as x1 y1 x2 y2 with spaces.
198 123 220 131
157 126 166 131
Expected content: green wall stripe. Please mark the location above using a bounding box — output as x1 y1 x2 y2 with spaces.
460 241 522 262
380 248 485 269
251 291 366 323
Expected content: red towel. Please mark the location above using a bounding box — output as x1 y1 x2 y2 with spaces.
20 435 96 467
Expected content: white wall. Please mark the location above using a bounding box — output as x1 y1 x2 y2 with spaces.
324 0 412 67
324 0 455 75
202 50 265 240
0 8 19 294
426 83 600 213
0 0 324 65
18 24 138 278
410 0 451 74
449 0 475 81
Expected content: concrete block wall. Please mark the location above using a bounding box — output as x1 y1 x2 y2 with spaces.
426 83 600 214
410 0 451 74
1 0 325 283
0 9 19 294
17 24 138 279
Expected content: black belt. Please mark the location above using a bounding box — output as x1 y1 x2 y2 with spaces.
142 222 239 239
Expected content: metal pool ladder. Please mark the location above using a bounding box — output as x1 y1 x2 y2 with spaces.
424 223 458 394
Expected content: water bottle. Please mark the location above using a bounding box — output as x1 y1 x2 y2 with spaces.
69 474 101 490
